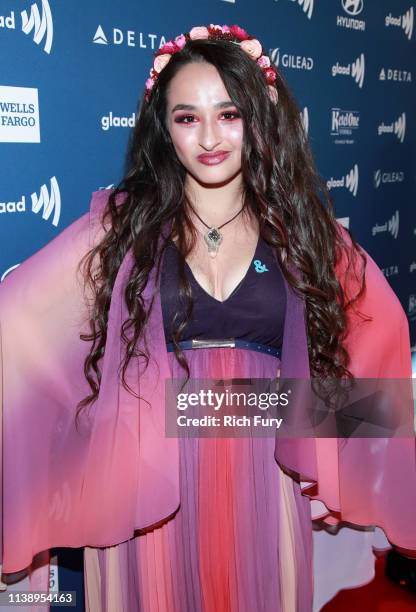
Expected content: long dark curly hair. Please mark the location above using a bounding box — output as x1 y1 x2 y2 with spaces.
75 33 367 421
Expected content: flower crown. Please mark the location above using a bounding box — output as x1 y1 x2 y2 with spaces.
145 24 278 104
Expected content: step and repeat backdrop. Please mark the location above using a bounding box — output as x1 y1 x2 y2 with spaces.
0 0 415 608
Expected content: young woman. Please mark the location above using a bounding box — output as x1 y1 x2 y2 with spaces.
1 24 415 611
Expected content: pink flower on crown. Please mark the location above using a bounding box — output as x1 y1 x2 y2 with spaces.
189 26 209 40
240 38 262 60
158 40 178 55
145 78 154 91
257 55 271 69
174 34 186 49
230 25 249 40
154 53 171 74
221 25 231 33
264 67 277 84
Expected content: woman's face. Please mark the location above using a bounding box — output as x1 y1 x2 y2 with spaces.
165 62 244 187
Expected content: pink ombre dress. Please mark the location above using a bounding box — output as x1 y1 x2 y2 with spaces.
83 236 314 611
2 190 414 611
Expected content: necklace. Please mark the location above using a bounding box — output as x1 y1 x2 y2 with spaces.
189 203 245 258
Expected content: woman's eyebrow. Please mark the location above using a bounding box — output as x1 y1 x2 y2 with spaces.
171 101 236 113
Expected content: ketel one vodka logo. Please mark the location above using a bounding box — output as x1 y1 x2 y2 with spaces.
0 0 53 54
327 164 359 197
331 108 360 137
385 6 414 41
332 53 365 88
0 177 61 226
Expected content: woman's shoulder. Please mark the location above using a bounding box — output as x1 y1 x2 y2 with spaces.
0 189 124 311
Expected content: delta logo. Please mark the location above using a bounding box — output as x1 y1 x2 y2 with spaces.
92 25 166 50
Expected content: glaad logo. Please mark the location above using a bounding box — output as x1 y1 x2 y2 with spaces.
385 6 414 41
0 177 60 226
0 0 53 53
92 24 166 50
379 66 412 82
409 262 416 273
332 53 365 88
372 210 399 239
31 177 61 226
21 0 53 54
269 48 314 71
0 85 40 143
101 112 136 131
288 0 314 20
1 264 21 283
377 113 406 143
374 169 404 188
327 164 359 197
338 0 365 31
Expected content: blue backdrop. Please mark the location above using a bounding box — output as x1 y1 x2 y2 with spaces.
0 0 415 607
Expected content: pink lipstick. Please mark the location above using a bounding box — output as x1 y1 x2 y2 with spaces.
197 151 231 165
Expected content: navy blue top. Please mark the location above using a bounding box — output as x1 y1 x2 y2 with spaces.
160 235 286 349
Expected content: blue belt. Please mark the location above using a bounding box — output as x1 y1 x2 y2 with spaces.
166 338 281 359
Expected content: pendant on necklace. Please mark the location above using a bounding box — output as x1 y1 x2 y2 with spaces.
204 227 223 258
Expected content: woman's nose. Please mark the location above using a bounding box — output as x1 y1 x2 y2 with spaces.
199 119 222 151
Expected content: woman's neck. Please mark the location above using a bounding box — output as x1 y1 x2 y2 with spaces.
184 172 245 225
